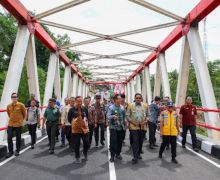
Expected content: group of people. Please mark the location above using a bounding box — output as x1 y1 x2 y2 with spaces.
5 91 199 165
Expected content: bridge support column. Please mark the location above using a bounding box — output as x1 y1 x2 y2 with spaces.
62 66 71 104
53 58 61 102
72 73 78 97
126 83 131 103
78 78 83 96
43 53 58 106
136 74 142 94
176 36 191 107
142 70 147 103
130 79 135 101
82 82 86 98
153 59 161 97
144 66 152 105
26 34 41 104
67 72 72 98
187 27 220 140
0 25 30 141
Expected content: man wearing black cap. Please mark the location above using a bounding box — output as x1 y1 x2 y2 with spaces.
159 101 180 164
42 98 61 154
93 94 106 146
149 96 161 149
25 93 39 108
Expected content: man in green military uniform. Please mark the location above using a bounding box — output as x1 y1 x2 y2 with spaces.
43 98 61 154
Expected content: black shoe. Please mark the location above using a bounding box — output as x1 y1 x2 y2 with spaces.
140 150 144 154
60 143 65 147
5 152 13 158
83 154 88 161
132 158 138 164
116 155 122 160
14 151 20 157
149 146 154 149
49 150 54 154
110 157 114 162
153 144 159 147
172 158 178 164
158 154 162 159
95 143 98 147
182 145 186 149
100 141 105 146
56 137 59 142
193 148 199 152
138 155 142 159
31 145 34 149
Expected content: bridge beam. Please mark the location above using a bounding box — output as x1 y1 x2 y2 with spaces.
153 59 162 97
143 66 152 104
187 27 220 140
62 66 71 104
158 53 171 98
175 36 191 107
0 25 30 141
43 53 59 106
72 73 78 97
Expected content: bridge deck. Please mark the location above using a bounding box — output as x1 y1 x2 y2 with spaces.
0 132 219 180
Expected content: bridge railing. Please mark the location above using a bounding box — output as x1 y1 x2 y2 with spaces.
0 106 220 132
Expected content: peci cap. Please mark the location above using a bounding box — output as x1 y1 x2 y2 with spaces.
95 94 101 99
49 98 56 103
167 101 174 107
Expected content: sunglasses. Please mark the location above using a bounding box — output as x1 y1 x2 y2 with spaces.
135 97 142 99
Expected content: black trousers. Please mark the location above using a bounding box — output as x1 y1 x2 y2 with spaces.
7 126 22 154
46 122 58 150
64 125 72 145
148 121 157 146
110 129 124 158
72 133 89 159
159 135 177 158
182 125 197 149
122 130 126 142
88 124 94 146
94 123 105 144
130 130 146 159
27 123 37 145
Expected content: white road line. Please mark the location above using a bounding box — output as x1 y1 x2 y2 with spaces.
177 141 220 169
0 135 48 167
107 127 117 180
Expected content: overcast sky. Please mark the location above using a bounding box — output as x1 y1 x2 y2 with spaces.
2 0 220 81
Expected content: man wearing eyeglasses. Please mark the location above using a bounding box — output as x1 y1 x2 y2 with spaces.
6 93 26 158
127 93 149 164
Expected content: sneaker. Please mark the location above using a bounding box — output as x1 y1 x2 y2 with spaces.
172 158 178 164
182 145 186 149
49 150 54 154
100 141 105 146
5 152 13 158
116 155 122 160
110 157 114 163
31 145 34 149
73 158 81 164
138 155 142 160
14 151 20 157
193 148 199 152
132 158 138 164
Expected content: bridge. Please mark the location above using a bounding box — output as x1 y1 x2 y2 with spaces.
0 0 220 179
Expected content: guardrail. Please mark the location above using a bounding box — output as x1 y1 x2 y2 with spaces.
0 106 220 131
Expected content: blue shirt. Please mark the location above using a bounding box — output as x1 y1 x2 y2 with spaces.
149 102 160 124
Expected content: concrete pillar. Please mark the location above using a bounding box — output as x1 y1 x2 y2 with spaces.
72 73 78 97
136 74 142 94
144 66 153 105
153 59 161 97
187 27 220 140
158 53 171 98
43 53 58 106
53 58 61 102
176 36 191 107
0 25 30 141
26 34 41 104
61 66 71 104
78 78 83 96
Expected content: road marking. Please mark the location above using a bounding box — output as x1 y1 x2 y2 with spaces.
0 135 48 167
177 141 220 169
107 127 117 180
